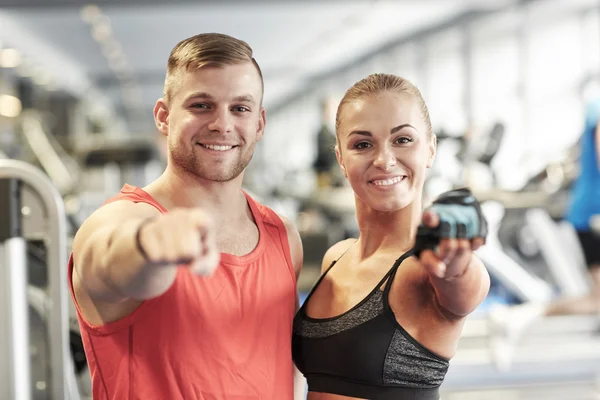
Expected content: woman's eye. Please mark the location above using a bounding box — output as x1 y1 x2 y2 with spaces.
396 137 413 144
354 142 371 149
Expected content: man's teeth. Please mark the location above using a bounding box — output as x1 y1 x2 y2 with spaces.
201 144 233 151
372 176 404 186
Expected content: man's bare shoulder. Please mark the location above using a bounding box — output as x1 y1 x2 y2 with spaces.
73 200 161 253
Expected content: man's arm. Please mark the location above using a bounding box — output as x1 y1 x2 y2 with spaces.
280 215 307 400
72 201 218 325
72 201 175 304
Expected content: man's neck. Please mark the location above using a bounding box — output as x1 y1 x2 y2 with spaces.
145 165 248 218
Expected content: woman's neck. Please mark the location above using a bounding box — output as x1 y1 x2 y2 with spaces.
355 199 422 259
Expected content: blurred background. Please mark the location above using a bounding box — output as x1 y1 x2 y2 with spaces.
1 0 599 399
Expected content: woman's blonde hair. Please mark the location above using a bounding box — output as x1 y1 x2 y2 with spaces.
335 73 432 139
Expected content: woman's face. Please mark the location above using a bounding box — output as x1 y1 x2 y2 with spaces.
336 91 436 212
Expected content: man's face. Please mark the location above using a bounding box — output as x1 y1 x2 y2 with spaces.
159 62 265 182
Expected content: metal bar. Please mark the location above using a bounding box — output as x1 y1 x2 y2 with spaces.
0 160 81 400
0 178 22 241
0 176 31 400
0 238 32 400
21 112 76 195
478 201 554 303
526 208 591 297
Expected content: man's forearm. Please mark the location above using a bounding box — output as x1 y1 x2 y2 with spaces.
93 220 177 301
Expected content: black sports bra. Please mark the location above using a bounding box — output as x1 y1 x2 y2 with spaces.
292 248 449 400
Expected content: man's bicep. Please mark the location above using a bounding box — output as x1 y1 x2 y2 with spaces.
72 200 161 301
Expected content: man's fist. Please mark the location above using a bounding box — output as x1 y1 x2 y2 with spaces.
136 208 220 276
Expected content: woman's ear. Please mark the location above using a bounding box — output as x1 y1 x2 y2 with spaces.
426 133 437 168
335 145 347 178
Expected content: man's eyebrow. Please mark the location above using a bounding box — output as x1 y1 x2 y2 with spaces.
233 95 255 103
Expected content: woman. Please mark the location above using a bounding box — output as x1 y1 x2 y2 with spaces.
292 73 490 400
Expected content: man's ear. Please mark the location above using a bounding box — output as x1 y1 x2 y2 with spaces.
154 98 170 136
256 107 266 142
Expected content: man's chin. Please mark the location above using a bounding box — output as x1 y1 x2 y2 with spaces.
193 168 244 183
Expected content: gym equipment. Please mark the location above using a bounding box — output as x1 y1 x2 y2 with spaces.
442 313 600 399
0 159 82 400
477 201 554 303
430 124 600 398
19 110 80 197
431 121 590 304
473 159 591 301
68 136 162 228
0 176 31 399
525 208 591 297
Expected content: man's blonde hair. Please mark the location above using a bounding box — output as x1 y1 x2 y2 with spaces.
163 33 264 104
335 73 432 139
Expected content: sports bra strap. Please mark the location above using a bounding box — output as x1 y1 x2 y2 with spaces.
383 248 415 295
300 240 356 307
300 244 414 312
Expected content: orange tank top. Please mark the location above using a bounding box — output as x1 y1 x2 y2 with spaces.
68 184 297 400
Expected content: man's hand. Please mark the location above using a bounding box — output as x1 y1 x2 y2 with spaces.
137 208 220 276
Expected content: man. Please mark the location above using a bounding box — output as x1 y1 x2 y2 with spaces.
69 33 304 399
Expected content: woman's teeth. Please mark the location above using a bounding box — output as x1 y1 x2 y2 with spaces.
372 176 404 186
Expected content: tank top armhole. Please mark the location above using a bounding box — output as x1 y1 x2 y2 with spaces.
68 253 183 336
68 185 174 335
248 196 297 286
103 185 168 213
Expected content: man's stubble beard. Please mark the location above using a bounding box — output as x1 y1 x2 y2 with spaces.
169 141 256 182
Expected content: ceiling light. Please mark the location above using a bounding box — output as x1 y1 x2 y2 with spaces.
108 56 129 71
92 18 112 42
101 40 123 60
0 49 22 68
115 68 133 80
80 4 101 23
0 94 22 118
